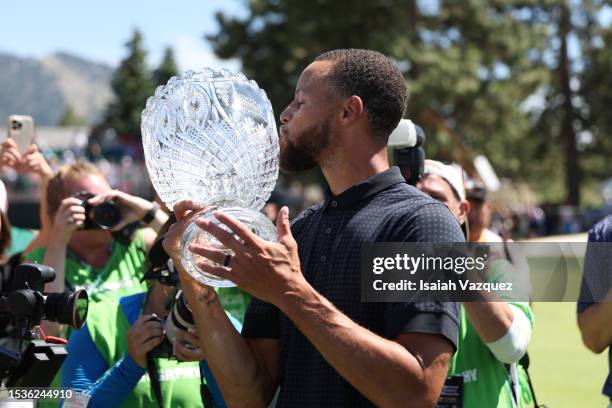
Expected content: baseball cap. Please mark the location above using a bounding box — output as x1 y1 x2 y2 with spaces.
465 178 487 201
423 160 466 201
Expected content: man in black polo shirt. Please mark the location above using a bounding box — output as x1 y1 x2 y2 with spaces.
164 49 464 407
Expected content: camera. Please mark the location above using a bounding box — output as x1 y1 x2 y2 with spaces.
1 263 89 339
0 263 89 387
72 190 122 230
142 236 196 358
149 289 196 359
388 119 426 185
10 120 22 130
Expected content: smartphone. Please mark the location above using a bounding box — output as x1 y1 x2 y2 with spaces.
7 115 36 153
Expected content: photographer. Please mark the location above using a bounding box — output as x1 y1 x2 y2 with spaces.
417 160 534 408
23 161 168 336
61 224 240 408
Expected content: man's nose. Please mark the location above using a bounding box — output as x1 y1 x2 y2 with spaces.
280 106 292 124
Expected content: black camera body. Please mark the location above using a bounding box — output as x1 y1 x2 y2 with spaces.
149 289 196 359
388 119 426 186
2 263 89 339
72 191 122 230
0 263 89 387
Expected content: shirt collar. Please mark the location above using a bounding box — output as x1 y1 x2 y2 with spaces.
324 167 406 210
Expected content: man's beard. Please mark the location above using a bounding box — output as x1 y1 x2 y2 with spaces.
279 118 332 173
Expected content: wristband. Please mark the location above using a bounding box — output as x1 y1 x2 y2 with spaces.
142 203 160 225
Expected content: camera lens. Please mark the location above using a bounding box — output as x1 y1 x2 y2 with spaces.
11 121 21 130
44 289 89 329
92 202 122 230
164 291 195 343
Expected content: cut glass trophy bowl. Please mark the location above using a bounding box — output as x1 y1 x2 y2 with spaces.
141 68 279 287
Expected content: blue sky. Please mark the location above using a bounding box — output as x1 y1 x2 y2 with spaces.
0 0 245 71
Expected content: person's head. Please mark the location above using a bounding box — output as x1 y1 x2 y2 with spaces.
466 179 491 236
416 160 469 225
279 48 407 172
0 180 11 260
47 162 112 242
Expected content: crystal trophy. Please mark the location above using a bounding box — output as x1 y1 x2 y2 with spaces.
141 68 279 287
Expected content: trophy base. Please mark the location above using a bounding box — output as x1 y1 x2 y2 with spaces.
180 205 277 287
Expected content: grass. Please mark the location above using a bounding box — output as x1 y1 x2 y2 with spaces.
528 302 609 407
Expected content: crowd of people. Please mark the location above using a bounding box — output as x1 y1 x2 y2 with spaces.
0 48 609 408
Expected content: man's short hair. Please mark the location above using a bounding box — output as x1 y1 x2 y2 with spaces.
315 49 407 139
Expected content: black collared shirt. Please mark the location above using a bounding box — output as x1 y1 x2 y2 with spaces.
242 167 463 407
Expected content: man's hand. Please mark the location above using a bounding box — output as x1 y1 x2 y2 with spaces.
189 206 306 305
127 315 164 368
162 200 204 258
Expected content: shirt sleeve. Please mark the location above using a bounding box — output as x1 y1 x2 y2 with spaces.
384 202 463 348
241 297 281 339
61 324 145 407
384 302 460 349
578 218 612 313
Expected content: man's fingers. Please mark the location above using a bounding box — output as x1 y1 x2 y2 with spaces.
188 243 228 265
276 206 292 242
173 200 203 220
195 218 243 253
213 211 260 247
195 260 233 280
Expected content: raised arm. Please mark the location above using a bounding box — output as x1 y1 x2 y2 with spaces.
163 201 280 407
188 207 453 407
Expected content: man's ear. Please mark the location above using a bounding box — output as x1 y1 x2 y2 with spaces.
340 95 364 124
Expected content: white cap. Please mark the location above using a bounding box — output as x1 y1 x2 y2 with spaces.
423 159 466 201
0 179 7 213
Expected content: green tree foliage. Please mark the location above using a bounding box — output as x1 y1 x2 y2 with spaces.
104 29 153 140
208 0 611 205
58 105 86 126
153 47 179 87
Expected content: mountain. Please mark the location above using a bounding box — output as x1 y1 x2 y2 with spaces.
0 51 113 126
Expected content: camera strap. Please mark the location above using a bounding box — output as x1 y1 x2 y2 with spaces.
200 371 215 407
146 352 164 408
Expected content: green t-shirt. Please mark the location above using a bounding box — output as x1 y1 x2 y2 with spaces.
25 232 150 407
448 259 535 408
24 231 148 306
448 304 534 408
84 293 204 408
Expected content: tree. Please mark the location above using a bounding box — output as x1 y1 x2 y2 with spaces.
58 105 86 126
207 0 551 195
153 47 179 87
104 29 153 141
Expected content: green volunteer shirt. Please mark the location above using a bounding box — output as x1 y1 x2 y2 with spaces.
448 258 535 408
24 230 149 305
84 294 203 408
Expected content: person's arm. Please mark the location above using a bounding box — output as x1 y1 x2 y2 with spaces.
170 204 453 407
464 303 532 364
174 269 280 407
87 191 168 251
281 284 453 407
61 325 146 408
577 290 612 353
20 144 54 253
